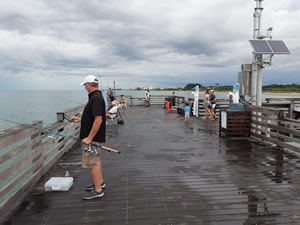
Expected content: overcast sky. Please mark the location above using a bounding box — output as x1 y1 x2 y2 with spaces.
0 0 299 90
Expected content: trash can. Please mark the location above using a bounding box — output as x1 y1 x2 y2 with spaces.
219 107 250 137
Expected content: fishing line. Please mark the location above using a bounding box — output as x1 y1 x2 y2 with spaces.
3 112 75 140
1 105 116 152
63 99 85 106
0 117 120 154
8 112 80 141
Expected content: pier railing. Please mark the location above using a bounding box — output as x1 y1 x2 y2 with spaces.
0 105 84 217
2 97 298 219
119 95 184 106
246 104 300 154
263 98 300 119
187 98 229 117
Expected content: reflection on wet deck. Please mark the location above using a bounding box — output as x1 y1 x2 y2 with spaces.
3 106 300 225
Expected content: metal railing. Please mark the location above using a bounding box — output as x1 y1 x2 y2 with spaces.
116 95 184 107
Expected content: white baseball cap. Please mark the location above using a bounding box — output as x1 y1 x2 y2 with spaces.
80 75 99 85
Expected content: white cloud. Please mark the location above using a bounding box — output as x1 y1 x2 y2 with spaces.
0 0 299 90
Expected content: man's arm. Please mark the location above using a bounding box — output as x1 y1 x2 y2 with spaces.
82 115 102 145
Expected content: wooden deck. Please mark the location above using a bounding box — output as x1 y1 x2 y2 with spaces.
2 106 300 225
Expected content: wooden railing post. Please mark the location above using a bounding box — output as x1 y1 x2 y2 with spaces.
247 104 300 153
31 121 43 174
289 100 295 118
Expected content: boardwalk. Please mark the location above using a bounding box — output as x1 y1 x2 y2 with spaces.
3 106 300 225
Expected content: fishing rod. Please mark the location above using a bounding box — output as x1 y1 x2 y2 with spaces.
63 99 85 106
0 117 120 154
7 112 93 145
6 112 77 139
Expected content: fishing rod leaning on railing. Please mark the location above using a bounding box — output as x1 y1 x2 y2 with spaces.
0 116 121 154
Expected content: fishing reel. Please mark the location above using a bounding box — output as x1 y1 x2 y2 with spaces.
81 144 98 155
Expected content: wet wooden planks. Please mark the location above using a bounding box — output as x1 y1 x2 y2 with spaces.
2 106 300 225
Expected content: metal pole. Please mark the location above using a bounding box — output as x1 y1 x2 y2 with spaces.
253 0 263 39
257 70 262 107
255 0 263 107
113 81 116 97
252 0 264 106
256 56 263 107
252 0 264 135
251 62 257 105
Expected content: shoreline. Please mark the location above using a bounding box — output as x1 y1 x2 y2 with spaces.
261 92 300 96
156 90 300 96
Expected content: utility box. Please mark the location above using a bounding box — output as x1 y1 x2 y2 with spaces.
239 64 252 96
219 111 251 137
45 177 74 191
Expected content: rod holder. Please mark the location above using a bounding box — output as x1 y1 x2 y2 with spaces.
57 112 64 122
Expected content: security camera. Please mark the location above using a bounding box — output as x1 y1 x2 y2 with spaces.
268 27 273 31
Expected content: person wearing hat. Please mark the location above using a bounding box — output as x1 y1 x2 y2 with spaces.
106 100 119 120
72 75 106 200
107 100 119 114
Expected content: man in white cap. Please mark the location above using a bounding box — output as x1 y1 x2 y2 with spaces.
72 75 106 200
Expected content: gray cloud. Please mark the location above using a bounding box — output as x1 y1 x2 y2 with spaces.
0 15 32 33
0 0 299 90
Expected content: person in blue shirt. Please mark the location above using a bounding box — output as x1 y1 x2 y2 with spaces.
184 103 190 121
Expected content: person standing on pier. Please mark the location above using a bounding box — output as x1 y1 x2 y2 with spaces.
107 88 115 102
171 92 176 107
72 75 106 200
202 89 211 119
209 90 216 120
145 89 151 107
184 102 190 121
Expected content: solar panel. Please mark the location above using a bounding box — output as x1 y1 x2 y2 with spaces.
249 40 290 54
267 40 290 54
249 40 273 54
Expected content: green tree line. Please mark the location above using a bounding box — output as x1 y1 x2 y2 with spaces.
143 83 300 93
262 83 300 93
181 83 300 93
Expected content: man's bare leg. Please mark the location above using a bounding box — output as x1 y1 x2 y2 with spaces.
91 160 103 192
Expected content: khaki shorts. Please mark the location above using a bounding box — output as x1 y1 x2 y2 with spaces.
82 141 102 168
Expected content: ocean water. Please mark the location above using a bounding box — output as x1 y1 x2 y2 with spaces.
0 90 86 132
0 90 299 132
